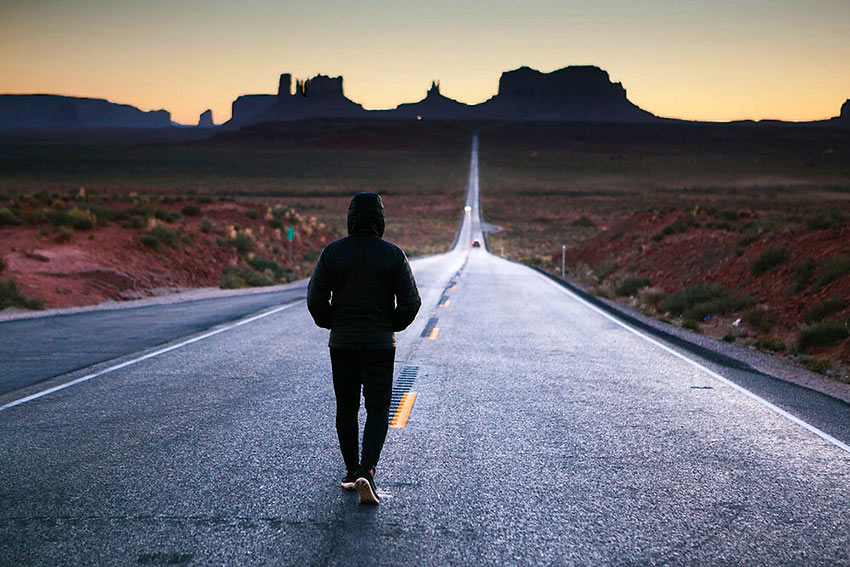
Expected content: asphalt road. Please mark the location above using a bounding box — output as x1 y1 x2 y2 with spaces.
2 136 850 565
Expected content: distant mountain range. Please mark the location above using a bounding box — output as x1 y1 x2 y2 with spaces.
1 66 848 130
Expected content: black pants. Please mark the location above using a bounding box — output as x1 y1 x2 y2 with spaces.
330 348 395 474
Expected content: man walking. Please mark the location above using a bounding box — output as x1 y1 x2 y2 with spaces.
307 192 421 505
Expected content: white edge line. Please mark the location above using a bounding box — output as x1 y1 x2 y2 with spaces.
537 272 850 455
0 302 300 413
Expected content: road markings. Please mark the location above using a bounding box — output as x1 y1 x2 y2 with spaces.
539 274 850 454
0 301 300 413
428 328 440 340
390 392 417 429
440 299 451 308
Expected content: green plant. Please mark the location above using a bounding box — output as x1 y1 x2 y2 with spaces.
754 335 786 352
68 207 96 230
181 204 202 216
571 215 596 228
228 232 254 255
751 247 788 276
806 212 844 230
682 319 702 333
743 308 777 333
662 283 753 320
55 225 74 242
0 279 44 310
593 264 617 283
268 218 285 230
613 276 650 297
200 218 213 233
800 356 832 375
722 332 737 343
798 322 850 351
803 298 846 324
140 225 180 251
0 207 22 227
245 209 260 220
248 256 293 280
790 257 817 293
814 256 850 290
153 209 181 223
220 266 275 289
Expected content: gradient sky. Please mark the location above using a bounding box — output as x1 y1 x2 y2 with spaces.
1 0 849 125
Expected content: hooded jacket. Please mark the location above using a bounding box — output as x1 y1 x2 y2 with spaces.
307 192 421 349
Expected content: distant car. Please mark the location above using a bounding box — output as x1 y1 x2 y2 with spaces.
472 240 481 248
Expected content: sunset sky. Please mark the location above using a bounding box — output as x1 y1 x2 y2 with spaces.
1 0 849 125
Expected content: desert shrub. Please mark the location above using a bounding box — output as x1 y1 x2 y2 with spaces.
220 266 274 289
803 298 846 324
181 204 202 216
743 308 777 333
141 225 180 251
153 209 181 223
754 335 785 352
751 247 788 276
88 205 127 223
245 209 260 220
814 256 850 290
593 264 617 283
571 215 596 229
736 235 761 247
200 218 214 233
798 322 849 351
0 279 44 310
268 218 285 230
655 214 700 241
706 221 733 231
662 283 753 321
682 319 702 333
55 225 74 242
68 208 96 230
0 207 22 227
248 256 292 280
613 276 650 297
800 356 832 375
722 332 737 343
228 232 254 255
806 212 844 230
638 289 667 312
790 257 817 293
197 196 213 204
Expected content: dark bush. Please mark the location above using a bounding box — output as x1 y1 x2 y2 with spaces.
0 279 44 310
743 308 777 333
798 322 849 351
154 209 181 223
682 320 702 333
613 276 650 297
803 299 846 324
814 256 850 290
806 212 844 230
268 218 284 230
181 204 202 216
736 235 761 247
141 225 180 251
245 209 260 220
0 207 22 227
571 215 596 228
663 283 753 321
800 356 832 375
790 257 817 293
754 335 785 352
228 233 254 255
751 247 788 276
88 205 128 223
248 256 293 280
220 266 275 289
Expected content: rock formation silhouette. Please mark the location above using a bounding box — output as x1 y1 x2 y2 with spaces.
198 109 214 128
0 95 171 129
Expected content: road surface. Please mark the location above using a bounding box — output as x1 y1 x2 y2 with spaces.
2 135 850 565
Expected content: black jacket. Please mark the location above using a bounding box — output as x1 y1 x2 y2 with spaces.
307 193 421 349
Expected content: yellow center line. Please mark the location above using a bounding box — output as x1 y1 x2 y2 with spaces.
449 285 457 290
428 327 440 340
440 299 451 307
389 392 417 429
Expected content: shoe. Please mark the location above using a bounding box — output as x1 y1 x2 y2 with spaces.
340 471 357 491
354 469 380 505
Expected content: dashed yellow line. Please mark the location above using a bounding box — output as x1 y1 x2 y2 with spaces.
389 392 417 429
428 327 440 340
440 299 451 308
449 285 457 290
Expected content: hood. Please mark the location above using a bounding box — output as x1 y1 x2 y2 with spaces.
347 192 385 237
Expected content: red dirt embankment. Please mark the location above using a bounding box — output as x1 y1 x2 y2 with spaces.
0 196 334 309
556 208 850 376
